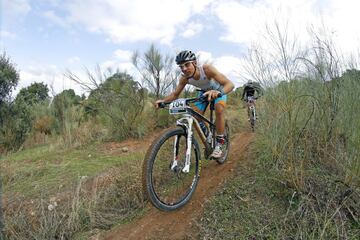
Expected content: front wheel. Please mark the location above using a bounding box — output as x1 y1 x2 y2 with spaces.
142 127 200 211
216 121 230 164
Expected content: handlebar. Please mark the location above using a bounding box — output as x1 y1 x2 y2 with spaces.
157 92 223 109
158 102 168 108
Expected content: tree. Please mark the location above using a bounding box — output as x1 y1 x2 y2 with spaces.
132 44 178 98
0 52 21 232
15 82 49 106
0 52 19 103
67 68 146 139
53 89 81 109
341 68 360 81
87 72 146 138
1 82 51 148
0 52 19 129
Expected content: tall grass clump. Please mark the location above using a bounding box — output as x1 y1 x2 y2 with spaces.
246 22 360 238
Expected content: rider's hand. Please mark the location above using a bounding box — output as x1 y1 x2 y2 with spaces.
155 100 165 109
203 90 221 101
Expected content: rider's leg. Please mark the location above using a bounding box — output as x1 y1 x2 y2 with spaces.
210 98 227 158
214 94 227 134
194 90 208 118
193 106 206 119
215 103 225 135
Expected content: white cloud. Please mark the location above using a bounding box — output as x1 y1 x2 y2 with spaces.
47 0 62 7
67 56 81 64
3 0 31 18
213 56 243 86
212 0 360 55
118 62 135 72
64 0 214 44
0 30 16 39
113 49 133 61
2 0 31 32
26 64 59 77
321 0 360 54
100 60 118 70
196 51 243 87
43 11 70 29
17 63 83 97
212 0 262 44
100 60 137 76
197 51 213 63
212 0 315 44
181 22 204 38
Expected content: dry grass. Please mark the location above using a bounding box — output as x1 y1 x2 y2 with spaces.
3 153 146 240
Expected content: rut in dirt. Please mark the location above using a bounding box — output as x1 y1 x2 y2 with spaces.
102 131 254 240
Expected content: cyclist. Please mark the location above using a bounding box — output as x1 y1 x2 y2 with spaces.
241 80 263 120
155 50 234 158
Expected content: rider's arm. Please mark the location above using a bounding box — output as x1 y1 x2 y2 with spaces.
203 64 234 94
156 77 187 104
254 84 263 98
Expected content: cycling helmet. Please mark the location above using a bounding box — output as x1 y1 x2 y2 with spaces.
175 50 196 65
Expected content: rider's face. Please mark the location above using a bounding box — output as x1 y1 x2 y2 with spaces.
178 61 195 76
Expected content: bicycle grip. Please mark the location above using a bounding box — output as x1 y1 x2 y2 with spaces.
158 102 166 108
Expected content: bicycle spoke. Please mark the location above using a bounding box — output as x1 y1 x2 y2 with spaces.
145 128 199 210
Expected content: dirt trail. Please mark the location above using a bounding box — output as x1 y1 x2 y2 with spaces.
102 131 254 240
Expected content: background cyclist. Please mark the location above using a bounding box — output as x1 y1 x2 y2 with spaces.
241 80 263 120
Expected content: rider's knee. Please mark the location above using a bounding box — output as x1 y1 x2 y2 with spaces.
215 105 224 116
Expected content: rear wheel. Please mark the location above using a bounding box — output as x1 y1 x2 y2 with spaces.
250 108 256 131
142 127 200 211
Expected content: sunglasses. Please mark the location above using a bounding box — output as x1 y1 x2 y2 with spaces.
178 61 193 70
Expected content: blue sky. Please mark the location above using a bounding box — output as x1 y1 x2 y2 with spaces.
1 0 360 96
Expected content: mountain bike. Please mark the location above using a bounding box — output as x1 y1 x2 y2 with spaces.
142 94 230 211
246 96 257 131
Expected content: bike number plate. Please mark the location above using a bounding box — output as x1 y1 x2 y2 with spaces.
169 99 187 114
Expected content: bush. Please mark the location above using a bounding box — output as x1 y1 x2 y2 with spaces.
255 75 360 238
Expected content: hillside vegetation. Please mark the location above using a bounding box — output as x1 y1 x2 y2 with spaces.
200 25 360 239
201 73 360 239
1 26 359 239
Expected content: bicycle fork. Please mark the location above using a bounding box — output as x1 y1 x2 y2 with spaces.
171 116 194 173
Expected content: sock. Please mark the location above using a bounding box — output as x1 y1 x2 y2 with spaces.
216 135 225 144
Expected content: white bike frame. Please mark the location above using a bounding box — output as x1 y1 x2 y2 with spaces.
167 98 216 174
172 115 194 173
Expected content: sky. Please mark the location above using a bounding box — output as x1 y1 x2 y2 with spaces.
1 0 360 97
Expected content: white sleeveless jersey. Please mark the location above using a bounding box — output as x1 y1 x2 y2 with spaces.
187 65 223 91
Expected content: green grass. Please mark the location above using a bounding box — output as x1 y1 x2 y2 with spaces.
1 101 247 239
200 147 289 239
1 142 145 198
200 75 360 239
1 140 148 240
200 145 360 239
